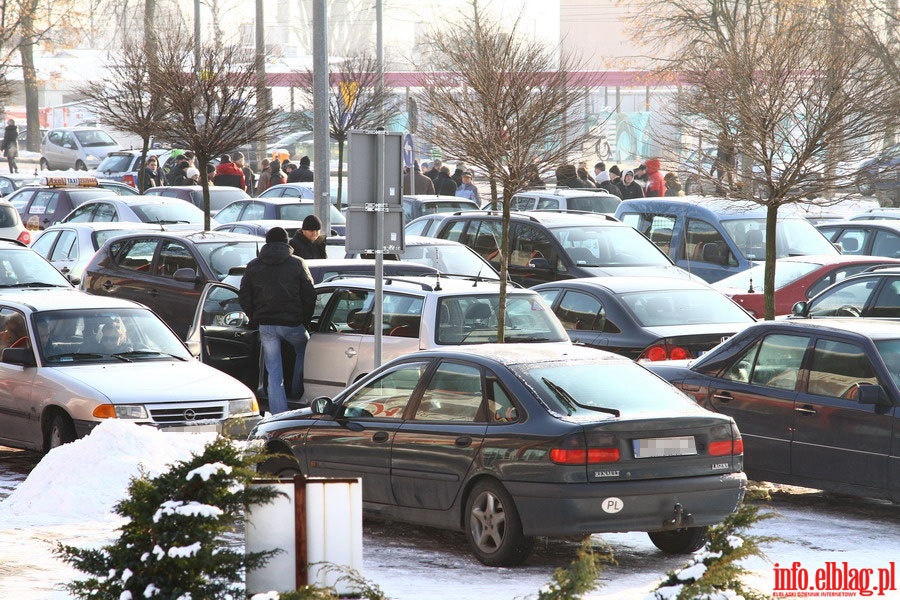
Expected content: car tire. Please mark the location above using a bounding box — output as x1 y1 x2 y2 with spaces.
257 453 303 478
648 526 709 554
39 158 50 171
75 160 87 171
44 412 77 453
465 479 534 566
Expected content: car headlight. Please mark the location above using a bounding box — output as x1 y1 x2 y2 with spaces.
86 154 99 161
92 404 148 419
229 397 259 416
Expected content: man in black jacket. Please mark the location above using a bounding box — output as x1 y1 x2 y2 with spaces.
289 155 314 182
238 226 316 413
289 215 327 259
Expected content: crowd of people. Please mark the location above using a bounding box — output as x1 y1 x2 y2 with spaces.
159 150 317 197
551 159 684 198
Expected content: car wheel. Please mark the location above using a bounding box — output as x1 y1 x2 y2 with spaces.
44 412 77 453
465 479 534 566
75 160 87 171
648 526 709 554
39 158 49 171
257 453 303 478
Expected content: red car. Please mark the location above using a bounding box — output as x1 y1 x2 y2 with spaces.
713 255 900 317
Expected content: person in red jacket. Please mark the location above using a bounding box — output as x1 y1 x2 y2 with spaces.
213 153 246 189
645 158 666 197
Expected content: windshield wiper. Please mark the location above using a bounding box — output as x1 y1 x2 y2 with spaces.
114 350 188 361
541 377 620 417
0 282 69 288
504 335 554 342
45 352 106 361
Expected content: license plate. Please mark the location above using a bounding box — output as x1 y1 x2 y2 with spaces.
163 423 222 433
633 436 697 458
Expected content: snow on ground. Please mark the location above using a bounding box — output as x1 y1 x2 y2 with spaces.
1 421 899 600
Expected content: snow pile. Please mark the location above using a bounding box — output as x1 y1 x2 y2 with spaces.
0 420 216 526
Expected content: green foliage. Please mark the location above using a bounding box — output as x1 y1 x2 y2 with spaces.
56 436 283 599
274 563 389 600
536 537 613 600
650 502 778 600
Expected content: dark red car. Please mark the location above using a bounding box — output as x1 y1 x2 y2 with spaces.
713 255 900 317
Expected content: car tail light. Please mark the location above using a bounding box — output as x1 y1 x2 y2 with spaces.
550 433 620 464
639 343 691 362
17 230 31 245
708 423 744 456
123 174 136 188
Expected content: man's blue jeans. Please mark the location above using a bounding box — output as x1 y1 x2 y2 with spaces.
259 324 309 414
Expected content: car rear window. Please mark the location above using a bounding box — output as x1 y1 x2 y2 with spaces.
436 294 567 344
97 155 135 172
0 205 20 227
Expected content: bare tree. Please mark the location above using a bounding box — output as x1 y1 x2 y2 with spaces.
635 0 897 320
150 28 286 229
294 53 402 209
416 1 593 340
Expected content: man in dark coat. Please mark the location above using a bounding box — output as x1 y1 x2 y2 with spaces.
289 155 314 183
289 215 327 259
425 158 442 181
2 119 19 173
403 161 435 194
555 164 592 189
434 166 458 195
619 169 645 199
238 226 315 413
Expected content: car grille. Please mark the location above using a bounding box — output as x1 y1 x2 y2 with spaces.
148 404 226 425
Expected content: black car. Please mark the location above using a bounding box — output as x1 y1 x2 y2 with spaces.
533 276 755 361
791 266 900 319
856 143 899 203
816 219 900 258
79 230 263 340
0 173 41 197
251 344 746 566
648 319 900 501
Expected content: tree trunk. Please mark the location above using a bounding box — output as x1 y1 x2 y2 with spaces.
20 12 40 154
497 171 509 344
764 202 779 320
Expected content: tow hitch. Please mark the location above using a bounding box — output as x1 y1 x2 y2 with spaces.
663 502 694 529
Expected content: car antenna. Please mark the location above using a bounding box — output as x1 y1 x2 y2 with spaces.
747 277 755 294
433 271 442 291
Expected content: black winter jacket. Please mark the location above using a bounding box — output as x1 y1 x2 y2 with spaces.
290 232 327 260
238 242 316 328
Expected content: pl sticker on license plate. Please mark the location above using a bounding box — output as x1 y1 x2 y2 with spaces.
633 436 697 458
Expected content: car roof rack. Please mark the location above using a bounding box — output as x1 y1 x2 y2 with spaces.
530 209 619 220
862 263 900 273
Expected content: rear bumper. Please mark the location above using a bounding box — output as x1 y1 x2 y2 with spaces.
506 472 747 536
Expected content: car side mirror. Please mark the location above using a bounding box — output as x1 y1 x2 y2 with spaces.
1 347 36 367
528 257 551 269
856 383 889 407
310 396 334 415
791 301 808 317
173 267 200 283
223 311 249 327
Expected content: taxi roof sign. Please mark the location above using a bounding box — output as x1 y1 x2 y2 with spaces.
40 174 100 188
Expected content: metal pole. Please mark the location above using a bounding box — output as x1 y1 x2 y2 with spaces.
193 0 201 71
255 0 268 170
376 0 384 124
313 0 331 233
374 131 385 368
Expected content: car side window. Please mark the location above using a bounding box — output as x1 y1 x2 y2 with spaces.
868 278 900 318
321 289 374 333
241 202 265 221
65 204 96 222
114 239 158 272
643 214 676 255
199 286 245 327
92 202 118 222
511 224 554 268
510 196 535 211
415 361 483 422
215 203 243 223
31 230 60 257
686 219 736 266
806 265 873 299
871 231 900 258
808 339 878 399
381 292 423 338
556 290 606 331
28 191 58 215
155 241 197 278
747 334 808 390
469 220 502 262
50 230 78 261
487 377 519 423
339 361 430 419
537 198 559 210
808 277 879 317
0 307 30 351
833 229 868 255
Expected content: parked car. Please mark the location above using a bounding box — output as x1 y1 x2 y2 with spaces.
0 289 260 453
94 148 170 189
96 179 140 196
30 221 162 284
402 194 480 222
250 343 747 565
222 258 439 288
213 219 308 239
257 182 314 200
849 208 900 221
144 185 250 213
483 187 621 215
60 195 211 230
713 255 900 317
427 210 697 287
0 173 42 198
856 143 899 203
404 213 452 237
647 319 900 501
80 230 263 341
614 197 839 282
39 127 122 171
534 276 755 361
0 199 32 245
7 176 118 231
214 195 346 235
817 220 900 258
188 275 570 405
0 239 75 289
789 266 900 319
345 235 501 281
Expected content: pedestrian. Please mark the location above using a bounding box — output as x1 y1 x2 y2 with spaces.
593 161 606 182
608 164 623 190
619 169 645 199
269 159 287 187
232 152 255 195
403 161 435 195
595 162 622 198
644 158 666 197
434 165 458 196
664 172 683 196
451 162 466 187
185 166 201 185
555 164 591 189
713 132 736 195
142 155 165 190
205 163 217 183
255 158 271 195
170 160 191 185
455 171 481 204
289 215 327 259
289 155 314 183
2 119 19 173
633 163 649 189
577 165 597 188
425 159 442 181
213 153 245 189
525 163 545 189
282 161 296 181
238 226 316 413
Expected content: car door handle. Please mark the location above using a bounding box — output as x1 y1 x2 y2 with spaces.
712 391 733 403
234 330 250 338
345 347 358 358
455 436 472 448
147 288 159 297
102 280 113 290
795 405 817 415
372 431 389 443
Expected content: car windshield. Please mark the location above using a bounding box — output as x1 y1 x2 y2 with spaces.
36 308 192 363
874 339 900 389
619 289 754 327
195 241 262 280
132 202 204 224
720 217 836 261
96 155 134 172
552 225 672 266
277 203 346 225
518 361 699 416
436 294 568 344
564 195 621 214
73 130 118 147
714 260 821 291
399 244 500 279
0 249 72 287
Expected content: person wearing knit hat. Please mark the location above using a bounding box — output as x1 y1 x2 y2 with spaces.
239 223 315 413
290 214 327 259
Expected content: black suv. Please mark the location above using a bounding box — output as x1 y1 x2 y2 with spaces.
430 210 694 286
